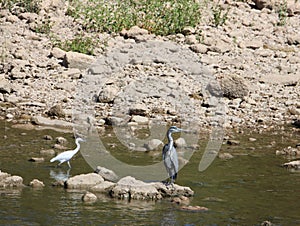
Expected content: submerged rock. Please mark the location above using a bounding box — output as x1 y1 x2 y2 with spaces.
29 179 45 188
276 146 300 156
0 171 24 188
82 191 98 202
180 205 208 212
282 160 300 169
28 157 45 162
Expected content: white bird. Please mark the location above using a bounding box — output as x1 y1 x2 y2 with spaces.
50 137 85 168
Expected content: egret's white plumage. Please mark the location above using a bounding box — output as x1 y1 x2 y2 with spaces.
50 137 84 168
162 126 182 184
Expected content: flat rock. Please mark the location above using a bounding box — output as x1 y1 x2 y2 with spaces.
110 176 162 200
283 160 300 169
180 205 208 212
153 182 194 197
65 173 104 189
63 51 95 70
28 157 45 162
31 116 74 130
131 115 149 125
90 181 116 193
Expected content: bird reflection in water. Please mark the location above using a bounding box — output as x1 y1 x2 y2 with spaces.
50 168 71 181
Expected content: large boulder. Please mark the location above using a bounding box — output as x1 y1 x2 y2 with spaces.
109 176 195 200
218 74 249 99
65 173 104 189
110 176 162 200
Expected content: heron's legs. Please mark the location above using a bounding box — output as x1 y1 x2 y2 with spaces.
67 161 71 168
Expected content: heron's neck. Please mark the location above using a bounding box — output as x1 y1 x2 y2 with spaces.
167 132 174 144
73 140 81 154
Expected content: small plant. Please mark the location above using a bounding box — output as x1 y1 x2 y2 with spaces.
0 0 41 13
211 2 229 27
53 35 97 55
277 0 288 26
32 17 52 34
67 0 202 36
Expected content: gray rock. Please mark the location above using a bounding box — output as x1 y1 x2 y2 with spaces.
31 116 74 130
218 153 234 159
98 85 119 103
63 51 95 69
90 181 116 193
55 136 68 145
0 175 24 188
94 166 119 182
82 191 97 202
29 179 45 188
219 74 249 99
182 26 196 35
153 182 194 197
120 26 149 39
283 160 300 169
144 139 163 151
180 205 208 211
51 47 66 59
28 157 45 162
227 139 240 145
40 149 56 155
189 44 208 54
129 103 149 116
131 115 149 125
175 137 187 148
110 176 162 200
65 173 104 189
47 104 66 118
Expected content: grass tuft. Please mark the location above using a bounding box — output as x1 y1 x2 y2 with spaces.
67 0 202 36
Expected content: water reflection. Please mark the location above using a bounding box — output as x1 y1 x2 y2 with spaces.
161 210 177 226
49 169 71 181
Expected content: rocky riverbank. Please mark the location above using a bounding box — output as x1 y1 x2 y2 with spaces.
0 0 299 132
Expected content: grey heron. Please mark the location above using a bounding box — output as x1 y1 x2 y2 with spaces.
50 137 85 168
162 126 182 184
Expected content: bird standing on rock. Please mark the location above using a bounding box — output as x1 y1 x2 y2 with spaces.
50 137 85 168
162 126 182 184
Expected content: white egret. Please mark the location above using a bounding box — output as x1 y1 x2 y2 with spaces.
162 126 182 184
50 137 85 168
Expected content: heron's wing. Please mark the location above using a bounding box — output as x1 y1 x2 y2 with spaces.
170 148 178 173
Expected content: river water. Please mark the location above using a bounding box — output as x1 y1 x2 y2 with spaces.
0 121 300 225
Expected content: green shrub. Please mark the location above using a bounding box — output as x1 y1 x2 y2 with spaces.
53 35 97 55
0 0 41 13
67 0 202 36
